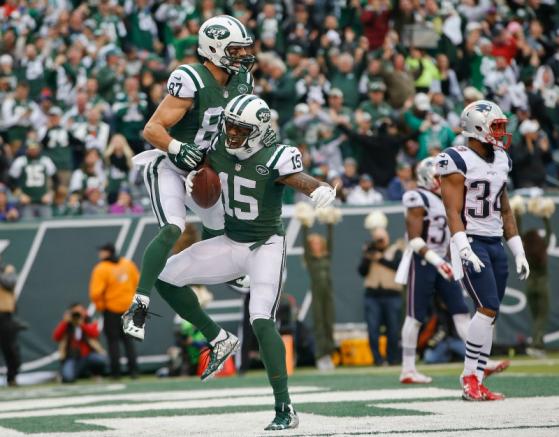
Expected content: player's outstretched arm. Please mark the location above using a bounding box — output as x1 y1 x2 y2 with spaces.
279 172 336 208
501 188 530 280
143 95 193 151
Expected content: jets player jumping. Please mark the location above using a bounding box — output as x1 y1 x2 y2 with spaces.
155 95 335 429
122 16 255 344
437 100 529 401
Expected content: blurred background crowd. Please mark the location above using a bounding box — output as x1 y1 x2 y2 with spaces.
1 0 559 221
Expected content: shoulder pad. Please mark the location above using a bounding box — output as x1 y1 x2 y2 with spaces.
266 145 302 176
437 148 467 176
402 190 426 209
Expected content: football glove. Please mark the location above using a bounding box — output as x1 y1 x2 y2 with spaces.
507 235 530 280
184 169 197 196
168 140 204 171
310 184 336 209
452 231 485 273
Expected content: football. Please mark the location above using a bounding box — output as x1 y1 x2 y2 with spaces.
191 166 222 208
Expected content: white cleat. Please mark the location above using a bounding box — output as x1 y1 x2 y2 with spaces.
400 370 432 384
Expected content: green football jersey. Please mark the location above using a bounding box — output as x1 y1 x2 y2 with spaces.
209 138 303 243
167 63 254 151
8 155 56 202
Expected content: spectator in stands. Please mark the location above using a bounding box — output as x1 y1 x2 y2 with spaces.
346 174 383 205
0 259 20 386
52 303 106 383
8 140 57 219
511 120 552 188
69 148 105 198
0 184 18 222
113 77 148 154
89 243 139 379
387 161 414 201
108 188 143 215
81 186 106 215
39 107 72 188
358 226 403 365
104 134 134 204
358 81 393 126
1 81 38 154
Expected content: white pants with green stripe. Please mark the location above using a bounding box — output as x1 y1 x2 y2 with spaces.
159 234 286 322
142 152 224 232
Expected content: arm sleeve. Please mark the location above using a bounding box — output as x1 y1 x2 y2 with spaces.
167 66 199 99
271 146 303 177
88 265 106 311
402 190 426 209
436 149 467 176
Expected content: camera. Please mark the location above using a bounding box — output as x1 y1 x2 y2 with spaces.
71 311 82 320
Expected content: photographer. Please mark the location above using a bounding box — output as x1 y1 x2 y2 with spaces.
0 259 20 386
358 227 404 365
52 303 106 383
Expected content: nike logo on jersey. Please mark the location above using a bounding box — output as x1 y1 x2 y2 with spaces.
173 76 181 81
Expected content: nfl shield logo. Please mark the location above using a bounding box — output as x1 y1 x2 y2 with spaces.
223 89 229 98
235 163 241 172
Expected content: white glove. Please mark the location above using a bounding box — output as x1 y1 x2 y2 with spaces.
185 170 198 196
452 232 485 273
310 184 337 209
508 235 530 280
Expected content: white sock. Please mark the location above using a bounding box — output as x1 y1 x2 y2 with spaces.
452 313 470 343
135 294 150 306
401 316 421 373
210 328 227 347
464 312 494 376
476 326 494 383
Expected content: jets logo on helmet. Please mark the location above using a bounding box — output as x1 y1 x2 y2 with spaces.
198 15 255 74
204 24 231 40
256 108 271 123
223 94 276 160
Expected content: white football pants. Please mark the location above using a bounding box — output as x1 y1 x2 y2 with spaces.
159 234 286 322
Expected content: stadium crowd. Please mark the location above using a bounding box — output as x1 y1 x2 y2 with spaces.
1 0 559 221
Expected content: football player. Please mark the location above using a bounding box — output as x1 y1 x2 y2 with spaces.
397 157 470 384
437 100 529 401
122 16 255 341
155 96 336 430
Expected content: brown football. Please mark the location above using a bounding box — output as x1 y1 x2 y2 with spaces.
191 166 222 208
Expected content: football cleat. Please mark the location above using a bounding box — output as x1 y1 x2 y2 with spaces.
200 331 240 382
484 359 510 378
461 374 483 401
479 384 505 401
264 403 299 431
400 370 432 384
122 297 149 341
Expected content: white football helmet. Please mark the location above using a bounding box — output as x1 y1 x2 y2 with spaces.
223 94 277 160
198 15 255 74
460 100 511 149
416 157 440 193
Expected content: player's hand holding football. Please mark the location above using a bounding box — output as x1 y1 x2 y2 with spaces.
184 169 197 196
168 140 204 171
310 184 337 209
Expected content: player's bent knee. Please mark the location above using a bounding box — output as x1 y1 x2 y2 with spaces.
158 223 182 245
250 314 273 325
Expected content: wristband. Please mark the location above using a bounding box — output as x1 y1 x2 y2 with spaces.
409 237 427 253
168 139 181 155
507 235 525 257
424 249 444 267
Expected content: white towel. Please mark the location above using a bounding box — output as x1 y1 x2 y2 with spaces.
395 247 413 285
450 239 464 280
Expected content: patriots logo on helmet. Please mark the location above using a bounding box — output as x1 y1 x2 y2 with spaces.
438 159 448 169
475 103 492 114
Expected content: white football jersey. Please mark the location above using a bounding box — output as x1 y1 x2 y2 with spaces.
403 188 449 257
437 146 511 237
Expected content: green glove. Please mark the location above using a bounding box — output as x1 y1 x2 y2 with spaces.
168 140 204 171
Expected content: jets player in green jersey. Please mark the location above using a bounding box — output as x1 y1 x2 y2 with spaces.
122 15 255 341
154 95 336 430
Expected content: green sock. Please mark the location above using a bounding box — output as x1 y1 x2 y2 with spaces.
137 224 181 296
252 318 291 406
201 226 224 240
155 279 221 342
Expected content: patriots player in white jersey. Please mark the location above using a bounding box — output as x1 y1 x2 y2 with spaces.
397 157 470 384
437 100 529 401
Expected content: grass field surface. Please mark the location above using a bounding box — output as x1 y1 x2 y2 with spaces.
0 355 558 436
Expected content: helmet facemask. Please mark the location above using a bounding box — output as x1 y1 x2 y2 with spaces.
488 119 511 150
221 43 256 74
